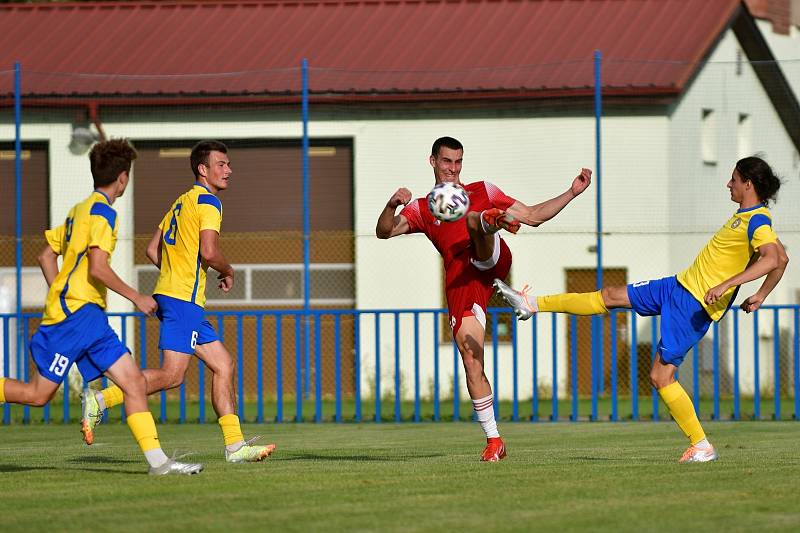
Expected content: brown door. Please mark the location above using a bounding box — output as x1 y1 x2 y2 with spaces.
565 268 628 395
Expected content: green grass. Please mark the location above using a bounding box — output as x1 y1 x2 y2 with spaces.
1 422 799 531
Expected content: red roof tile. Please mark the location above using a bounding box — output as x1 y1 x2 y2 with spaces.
0 0 743 102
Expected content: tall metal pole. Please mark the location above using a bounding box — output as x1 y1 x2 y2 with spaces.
301 58 311 398
592 51 603 419
14 62 22 387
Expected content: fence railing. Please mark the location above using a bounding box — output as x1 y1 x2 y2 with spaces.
2 305 798 424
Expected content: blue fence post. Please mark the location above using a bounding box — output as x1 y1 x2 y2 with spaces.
433 310 440 422
712 321 719 421
631 313 638 421
275 314 283 423
235 315 244 420
511 317 519 422
794 308 799 420
335 313 342 423
198 346 206 424
314 313 322 423
3 318 10 424
733 310 740 420
610 311 618 421
492 311 499 420
354 311 361 422
394 312 401 423
551 314 558 422
256 314 263 423
22 317 29 423
570 315 578 422
773 308 780 420
295 314 302 422
754 311 761 420
532 315 538 422
651 317 658 421
453 338 459 421
375 313 381 423
413 312 420 423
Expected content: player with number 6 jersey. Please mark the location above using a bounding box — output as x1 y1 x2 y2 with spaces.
85 140 275 463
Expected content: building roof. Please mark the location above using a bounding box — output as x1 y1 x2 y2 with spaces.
0 0 745 103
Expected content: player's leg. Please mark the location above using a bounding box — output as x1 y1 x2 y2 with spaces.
195 338 275 462
652 279 717 463
0 369 60 407
494 280 628 320
454 313 506 462
651 355 716 463
104 354 202 475
465 211 519 264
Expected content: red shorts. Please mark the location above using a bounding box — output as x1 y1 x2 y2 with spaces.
446 236 512 336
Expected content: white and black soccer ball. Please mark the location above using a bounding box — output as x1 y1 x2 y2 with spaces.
427 182 470 222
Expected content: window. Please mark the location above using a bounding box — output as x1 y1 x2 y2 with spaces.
701 109 717 165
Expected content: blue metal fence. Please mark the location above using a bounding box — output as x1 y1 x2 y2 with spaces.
2 305 798 424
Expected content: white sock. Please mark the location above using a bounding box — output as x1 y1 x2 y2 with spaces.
695 438 711 449
479 211 498 234
472 394 500 438
94 391 106 411
144 448 170 468
226 440 245 453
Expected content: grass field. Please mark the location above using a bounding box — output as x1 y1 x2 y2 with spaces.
2 421 799 532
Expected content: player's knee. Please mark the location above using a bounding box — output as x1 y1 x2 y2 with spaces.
649 369 672 390
601 286 626 308
29 389 52 407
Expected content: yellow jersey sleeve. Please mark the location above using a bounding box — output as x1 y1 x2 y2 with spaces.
88 202 117 253
749 214 777 250
198 193 222 232
45 224 66 255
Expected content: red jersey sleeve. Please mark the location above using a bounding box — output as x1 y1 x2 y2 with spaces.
399 199 425 233
484 181 516 210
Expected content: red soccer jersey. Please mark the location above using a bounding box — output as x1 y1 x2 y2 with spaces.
400 181 516 266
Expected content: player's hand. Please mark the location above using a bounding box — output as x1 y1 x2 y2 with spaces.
740 293 765 313
135 294 158 317
387 188 412 209
218 269 234 292
704 283 728 305
571 168 592 196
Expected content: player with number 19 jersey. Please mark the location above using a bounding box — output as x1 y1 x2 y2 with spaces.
152 182 222 354
31 190 130 384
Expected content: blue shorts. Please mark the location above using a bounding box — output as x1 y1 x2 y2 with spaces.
154 294 218 355
626 276 713 366
30 304 130 384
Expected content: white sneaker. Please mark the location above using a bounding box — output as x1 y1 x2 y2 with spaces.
678 444 718 464
493 278 536 321
149 457 204 476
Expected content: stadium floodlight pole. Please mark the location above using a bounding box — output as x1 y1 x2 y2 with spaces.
592 50 603 421
301 58 311 399
14 62 23 401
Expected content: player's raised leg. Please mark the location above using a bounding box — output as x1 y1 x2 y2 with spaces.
104 354 202 475
195 340 276 462
455 315 506 462
0 370 60 408
494 281 631 320
651 355 717 463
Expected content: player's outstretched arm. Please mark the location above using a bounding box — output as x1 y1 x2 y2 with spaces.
199 229 234 292
37 244 59 287
507 168 592 227
145 228 163 268
376 187 412 239
738 239 789 313
87 246 157 316
704 241 788 307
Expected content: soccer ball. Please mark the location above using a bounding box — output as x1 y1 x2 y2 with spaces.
427 182 470 222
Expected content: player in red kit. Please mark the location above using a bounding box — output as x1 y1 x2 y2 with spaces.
376 137 591 461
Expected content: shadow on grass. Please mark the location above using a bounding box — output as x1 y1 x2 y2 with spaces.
279 452 445 462
0 464 58 473
68 455 138 465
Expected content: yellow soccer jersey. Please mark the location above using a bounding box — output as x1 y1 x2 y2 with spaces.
153 183 222 307
42 191 118 325
678 204 778 321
